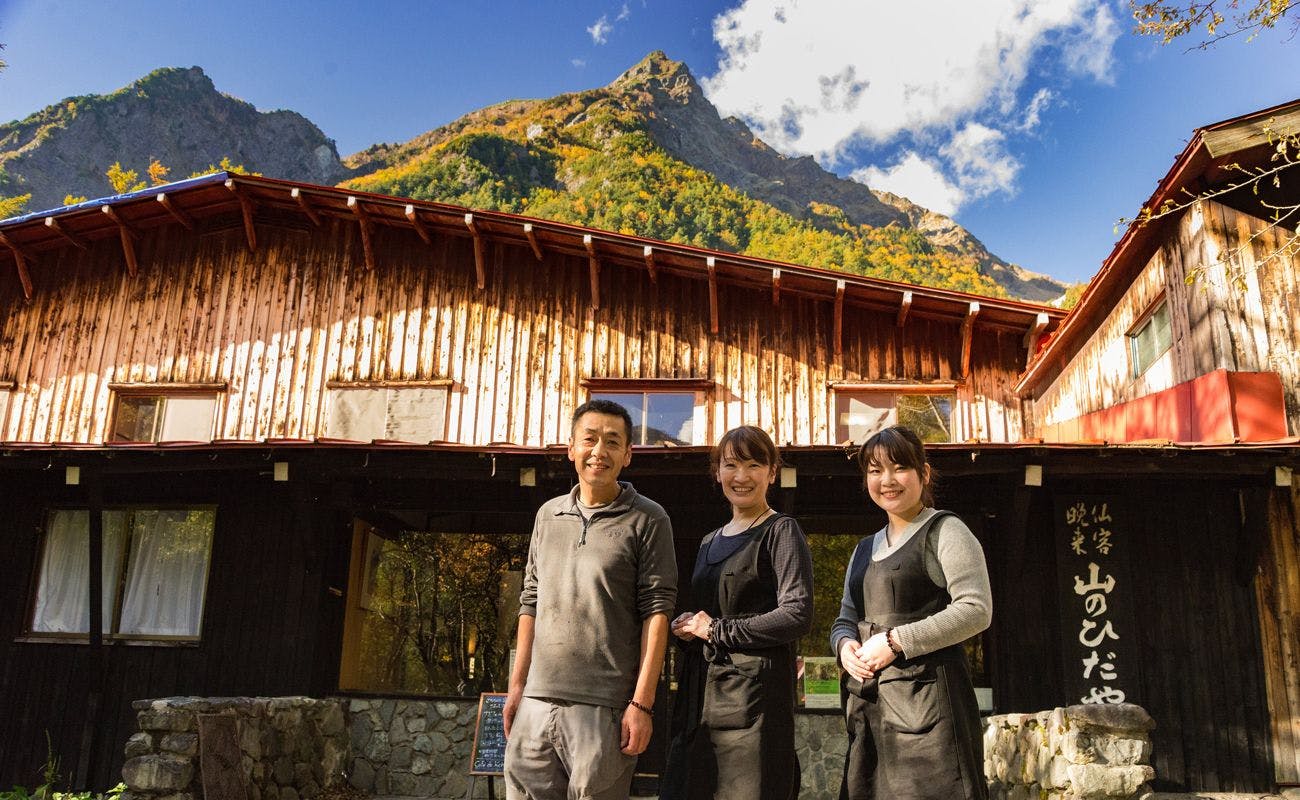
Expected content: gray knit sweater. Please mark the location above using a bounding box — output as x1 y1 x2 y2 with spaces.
830 508 991 659
519 482 678 708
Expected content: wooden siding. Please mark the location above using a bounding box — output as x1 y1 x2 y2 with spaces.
1258 476 1300 786
0 219 1030 446
1035 199 1300 435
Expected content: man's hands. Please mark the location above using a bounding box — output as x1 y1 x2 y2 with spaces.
503 686 523 740
620 702 653 755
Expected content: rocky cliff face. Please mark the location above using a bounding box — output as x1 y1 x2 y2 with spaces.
0 67 349 210
1 55 1065 301
609 53 1064 300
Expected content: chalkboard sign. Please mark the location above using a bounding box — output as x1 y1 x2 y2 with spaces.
469 693 509 776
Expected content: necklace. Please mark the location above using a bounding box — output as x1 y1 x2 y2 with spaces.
723 506 771 536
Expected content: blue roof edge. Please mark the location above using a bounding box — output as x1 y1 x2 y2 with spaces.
0 171 233 228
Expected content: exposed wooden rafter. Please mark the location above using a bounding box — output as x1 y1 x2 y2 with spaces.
642 245 658 284
961 301 981 378
771 268 782 307
465 214 486 290
44 216 90 250
290 187 322 227
0 231 33 300
523 223 544 262
1022 312 1050 367
584 235 601 309
897 290 913 328
155 193 194 230
346 196 375 271
100 205 138 276
834 279 846 357
405 204 432 245
706 256 719 334
224 179 257 252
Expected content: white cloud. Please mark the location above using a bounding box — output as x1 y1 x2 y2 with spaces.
617 3 631 22
942 123 1020 200
854 153 964 216
588 15 613 44
572 58 588 69
702 0 1120 211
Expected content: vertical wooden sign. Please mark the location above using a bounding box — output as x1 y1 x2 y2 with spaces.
1054 496 1140 705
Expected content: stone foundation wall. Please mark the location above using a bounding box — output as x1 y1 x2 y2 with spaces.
984 703 1156 800
344 698 484 799
122 697 348 800
797 712 846 800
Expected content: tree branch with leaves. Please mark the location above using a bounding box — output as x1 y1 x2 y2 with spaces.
1131 0 1297 47
1118 124 1300 289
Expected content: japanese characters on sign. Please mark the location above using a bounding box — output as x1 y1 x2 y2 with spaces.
1055 497 1138 706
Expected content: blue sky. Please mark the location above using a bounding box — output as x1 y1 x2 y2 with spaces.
1 0 1298 287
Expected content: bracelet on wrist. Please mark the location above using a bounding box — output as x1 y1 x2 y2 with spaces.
885 627 904 657
627 698 653 716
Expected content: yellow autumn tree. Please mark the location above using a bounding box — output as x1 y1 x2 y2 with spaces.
147 159 170 186
0 193 31 219
106 162 145 194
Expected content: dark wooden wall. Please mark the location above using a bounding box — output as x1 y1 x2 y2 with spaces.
0 470 350 791
983 477 1273 793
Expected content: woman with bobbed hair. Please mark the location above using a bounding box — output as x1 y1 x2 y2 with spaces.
661 425 814 800
832 425 991 800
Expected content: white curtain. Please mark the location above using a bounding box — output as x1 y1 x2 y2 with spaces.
117 509 215 637
31 510 126 633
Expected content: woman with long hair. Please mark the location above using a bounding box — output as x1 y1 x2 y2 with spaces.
661 425 814 800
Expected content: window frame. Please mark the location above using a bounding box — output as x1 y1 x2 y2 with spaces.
324 379 454 443
582 378 714 446
1126 295 1172 379
107 383 226 444
0 380 13 440
24 504 218 644
830 382 959 445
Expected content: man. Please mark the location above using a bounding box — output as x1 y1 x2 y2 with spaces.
503 399 678 800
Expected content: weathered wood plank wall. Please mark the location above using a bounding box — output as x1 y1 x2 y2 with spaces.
0 219 1028 445
1033 199 1300 435
1258 476 1300 786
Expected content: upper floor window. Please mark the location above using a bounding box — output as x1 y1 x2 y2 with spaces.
584 379 712 446
0 381 12 439
1128 298 1172 378
30 507 216 641
325 381 451 443
109 384 223 443
834 385 955 444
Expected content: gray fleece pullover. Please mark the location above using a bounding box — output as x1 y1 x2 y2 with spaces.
519 482 677 709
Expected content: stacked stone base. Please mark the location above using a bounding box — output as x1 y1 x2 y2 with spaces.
122 697 348 800
985 703 1156 800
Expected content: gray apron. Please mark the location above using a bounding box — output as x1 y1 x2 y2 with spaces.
840 512 987 800
662 517 799 800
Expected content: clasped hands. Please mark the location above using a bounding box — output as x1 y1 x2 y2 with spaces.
839 631 896 681
671 610 713 641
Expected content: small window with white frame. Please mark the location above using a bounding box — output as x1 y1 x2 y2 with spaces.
325 381 452 443
109 385 223 443
584 379 712 446
1127 297 1172 378
29 506 216 641
834 385 956 444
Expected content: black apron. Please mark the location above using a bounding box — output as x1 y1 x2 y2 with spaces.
840 511 987 800
662 517 799 800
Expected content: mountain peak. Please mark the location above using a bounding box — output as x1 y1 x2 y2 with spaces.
130 66 215 95
610 50 700 97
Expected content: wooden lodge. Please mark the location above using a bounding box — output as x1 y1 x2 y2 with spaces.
0 125 1295 794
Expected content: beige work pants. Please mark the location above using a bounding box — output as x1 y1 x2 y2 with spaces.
505 696 637 800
